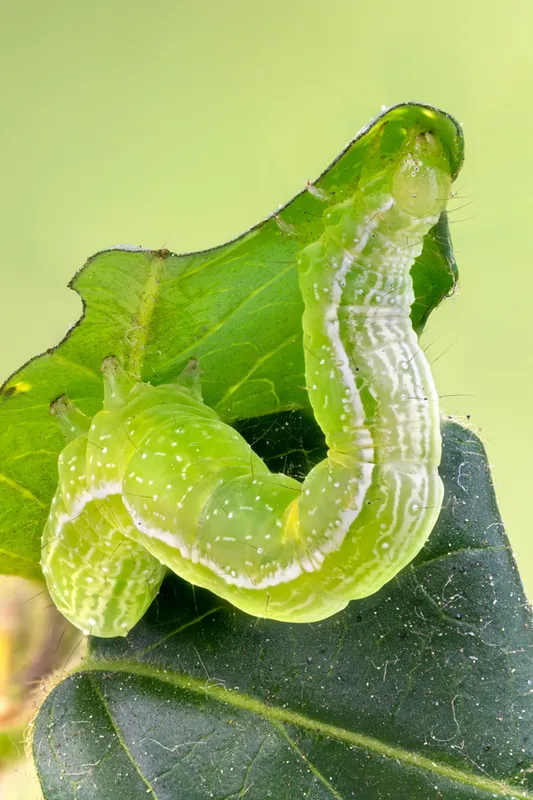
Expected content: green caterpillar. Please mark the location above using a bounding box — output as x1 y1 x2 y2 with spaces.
42 117 454 637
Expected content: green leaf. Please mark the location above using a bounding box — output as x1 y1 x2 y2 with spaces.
32 421 533 800
0 102 463 579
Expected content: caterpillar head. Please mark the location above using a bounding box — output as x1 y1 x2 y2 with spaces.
392 128 452 218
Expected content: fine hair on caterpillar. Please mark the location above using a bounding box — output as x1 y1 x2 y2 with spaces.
41 114 460 637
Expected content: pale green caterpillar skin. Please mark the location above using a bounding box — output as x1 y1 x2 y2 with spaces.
42 124 452 637
42 422 166 637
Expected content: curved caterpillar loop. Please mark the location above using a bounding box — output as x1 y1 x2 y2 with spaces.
42 123 453 637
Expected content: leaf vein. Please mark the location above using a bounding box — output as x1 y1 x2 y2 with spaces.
0 473 47 507
156 261 296 375
77 662 533 799
275 721 343 799
88 674 161 799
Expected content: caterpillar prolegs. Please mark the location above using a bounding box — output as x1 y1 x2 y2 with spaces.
42 121 454 636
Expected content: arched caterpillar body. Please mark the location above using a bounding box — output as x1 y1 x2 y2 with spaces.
42 121 453 636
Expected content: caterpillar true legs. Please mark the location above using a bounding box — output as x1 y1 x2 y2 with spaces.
42 123 452 636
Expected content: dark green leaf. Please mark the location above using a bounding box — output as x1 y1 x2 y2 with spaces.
33 422 533 800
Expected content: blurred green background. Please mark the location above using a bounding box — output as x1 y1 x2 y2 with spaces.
0 0 531 611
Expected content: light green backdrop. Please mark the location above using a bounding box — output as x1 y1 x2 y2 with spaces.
0 1 531 598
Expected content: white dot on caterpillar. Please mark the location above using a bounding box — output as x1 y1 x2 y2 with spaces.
381 542 389 550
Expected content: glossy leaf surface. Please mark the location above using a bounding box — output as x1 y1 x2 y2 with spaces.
33 423 533 800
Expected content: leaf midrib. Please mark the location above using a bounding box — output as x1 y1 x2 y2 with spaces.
126 253 167 381
76 660 532 799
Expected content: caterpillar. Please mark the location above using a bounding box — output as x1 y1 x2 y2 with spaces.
42 118 454 637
